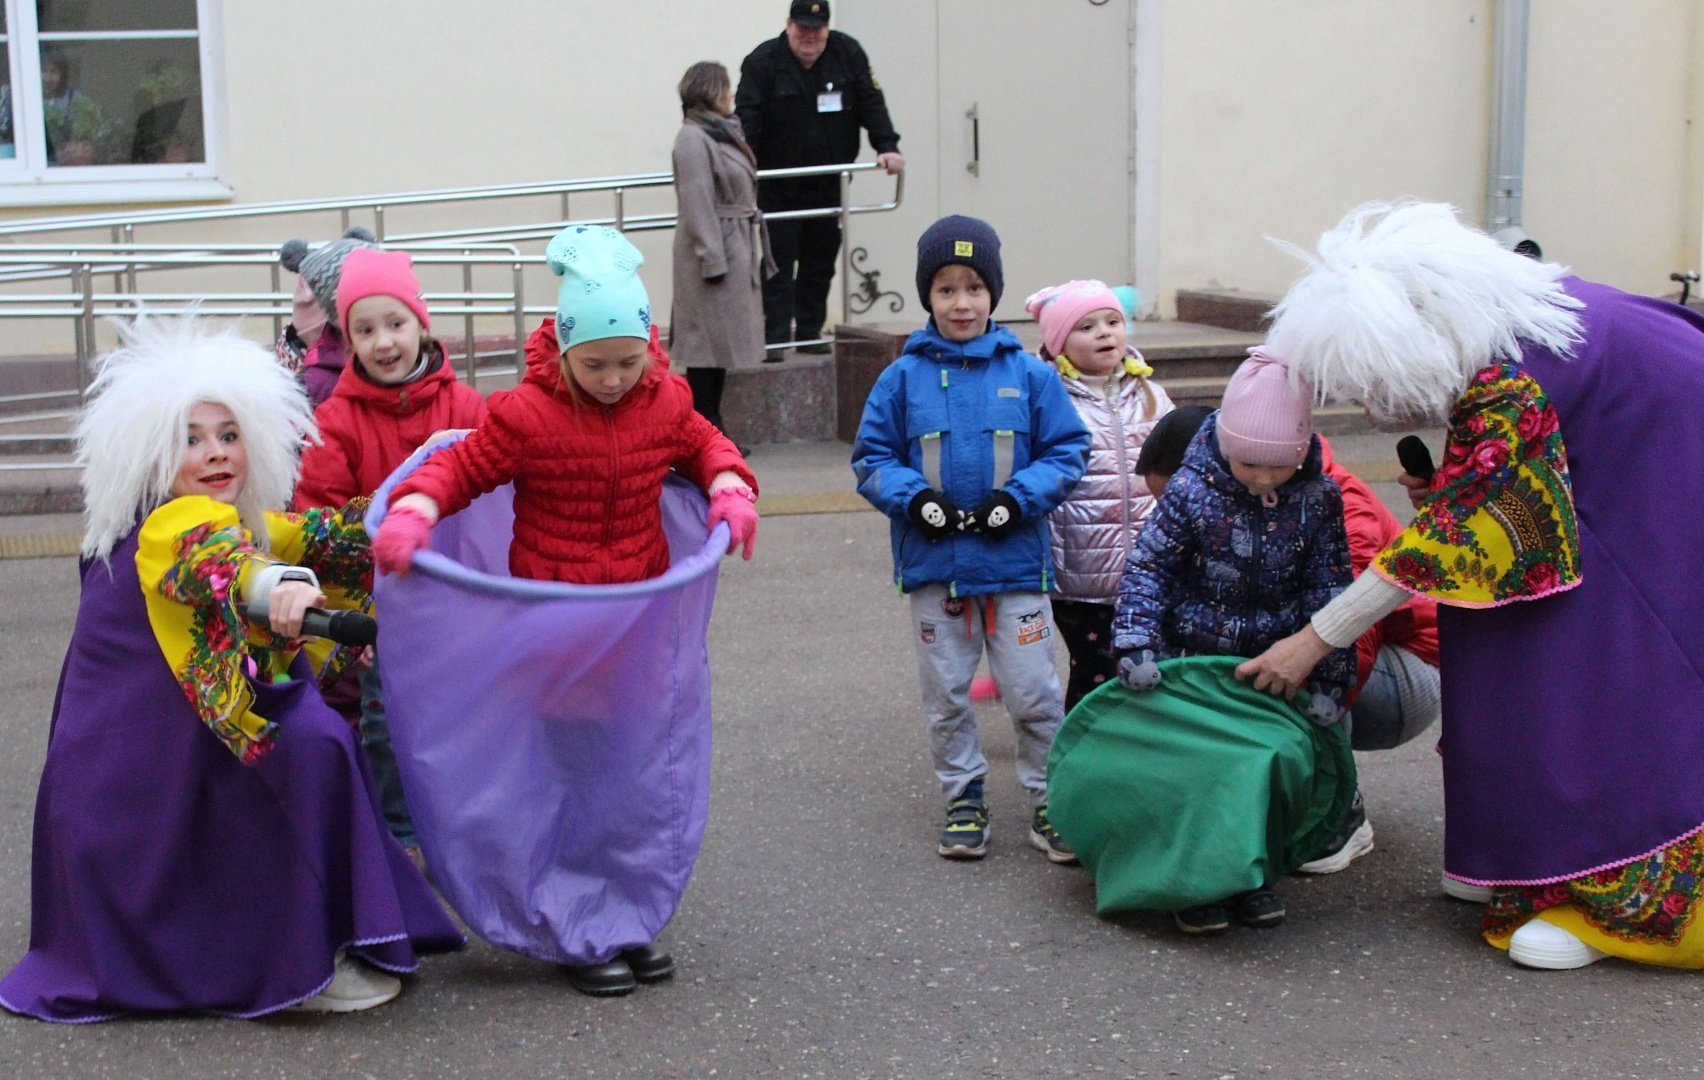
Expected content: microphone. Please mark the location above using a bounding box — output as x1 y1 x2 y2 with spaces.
246 585 378 647
300 608 379 647
1396 436 1436 483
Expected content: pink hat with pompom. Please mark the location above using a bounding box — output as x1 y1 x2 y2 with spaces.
1023 279 1123 359
1216 346 1313 467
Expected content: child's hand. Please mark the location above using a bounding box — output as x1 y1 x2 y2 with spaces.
964 490 1022 539
1117 650 1162 692
268 580 329 639
908 489 962 541
374 505 436 576
708 485 759 560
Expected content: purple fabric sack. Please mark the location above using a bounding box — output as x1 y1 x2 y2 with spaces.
371 438 723 964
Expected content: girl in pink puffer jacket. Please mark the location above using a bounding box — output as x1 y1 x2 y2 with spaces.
1025 280 1174 710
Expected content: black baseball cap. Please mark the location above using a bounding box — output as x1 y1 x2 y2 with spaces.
789 1 830 28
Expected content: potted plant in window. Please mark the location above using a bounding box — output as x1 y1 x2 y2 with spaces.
137 64 200 164
44 94 110 166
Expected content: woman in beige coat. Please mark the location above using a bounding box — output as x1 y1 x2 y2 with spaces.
671 61 774 444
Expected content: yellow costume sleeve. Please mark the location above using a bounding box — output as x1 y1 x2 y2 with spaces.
1372 363 1582 608
261 496 374 686
135 497 297 764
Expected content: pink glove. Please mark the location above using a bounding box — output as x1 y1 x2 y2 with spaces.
374 505 435 576
707 486 759 560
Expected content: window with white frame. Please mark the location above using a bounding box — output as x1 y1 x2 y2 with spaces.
1 0 226 206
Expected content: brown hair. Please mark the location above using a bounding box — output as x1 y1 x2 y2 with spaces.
678 61 731 116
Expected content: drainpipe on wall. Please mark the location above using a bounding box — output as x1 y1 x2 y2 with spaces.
1486 0 1538 254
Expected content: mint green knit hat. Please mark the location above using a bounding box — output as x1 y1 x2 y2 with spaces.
545 225 653 352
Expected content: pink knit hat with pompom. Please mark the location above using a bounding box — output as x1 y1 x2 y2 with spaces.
1023 279 1123 359
1216 346 1313 466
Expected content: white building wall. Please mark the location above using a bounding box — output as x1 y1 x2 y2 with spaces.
2 0 1701 354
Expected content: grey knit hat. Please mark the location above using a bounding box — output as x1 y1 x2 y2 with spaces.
279 227 378 324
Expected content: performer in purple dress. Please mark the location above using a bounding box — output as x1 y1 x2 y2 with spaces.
1237 201 1704 971
0 316 460 1023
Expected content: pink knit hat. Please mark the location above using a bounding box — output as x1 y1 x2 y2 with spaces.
1023 279 1123 359
291 277 326 347
1216 346 1313 466
335 248 431 334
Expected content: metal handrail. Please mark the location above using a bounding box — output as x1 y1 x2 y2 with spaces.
0 160 903 349
0 163 906 481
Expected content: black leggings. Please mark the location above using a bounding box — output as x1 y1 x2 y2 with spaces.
1052 599 1119 713
684 367 727 432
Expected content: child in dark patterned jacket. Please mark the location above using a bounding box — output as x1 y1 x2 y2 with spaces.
1111 347 1353 934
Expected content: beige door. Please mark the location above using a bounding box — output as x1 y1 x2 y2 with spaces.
935 0 1135 317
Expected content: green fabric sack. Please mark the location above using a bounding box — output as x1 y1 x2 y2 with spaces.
1046 655 1357 914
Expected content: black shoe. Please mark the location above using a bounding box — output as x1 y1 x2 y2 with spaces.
563 959 638 997
1232 887 1286 929
796 341 832 355
620 944 675 983
762 346 787 363
1172 903 1232 936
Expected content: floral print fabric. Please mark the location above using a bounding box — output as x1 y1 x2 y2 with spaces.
1372 362 1580 607
135 496 373 764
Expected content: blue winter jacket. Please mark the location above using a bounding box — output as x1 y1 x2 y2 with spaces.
852 321 1091 596
1111 412 1356 698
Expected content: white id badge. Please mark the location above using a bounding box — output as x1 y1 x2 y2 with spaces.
816 91 844 113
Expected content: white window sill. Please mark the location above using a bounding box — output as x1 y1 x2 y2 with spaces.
0 176 235 209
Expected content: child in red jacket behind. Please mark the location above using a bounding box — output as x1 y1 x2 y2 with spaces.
375 224 758 589
293 247 485 859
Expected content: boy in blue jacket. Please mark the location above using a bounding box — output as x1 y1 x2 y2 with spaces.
853 216 1091 862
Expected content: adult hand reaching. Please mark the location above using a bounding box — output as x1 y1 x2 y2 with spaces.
1234 624 1332 701
876 151 905 176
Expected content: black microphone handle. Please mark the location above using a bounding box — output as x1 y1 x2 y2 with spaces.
299 608 379 648
1395 435 1436 482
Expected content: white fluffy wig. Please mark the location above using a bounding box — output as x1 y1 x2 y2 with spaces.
1265 201 1584 423
75 313 318 560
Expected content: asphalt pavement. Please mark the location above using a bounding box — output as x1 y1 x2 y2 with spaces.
0 440 1698 1079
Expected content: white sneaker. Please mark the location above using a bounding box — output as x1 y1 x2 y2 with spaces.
1440 874 1495 903
290 954 403 1013
1508 918 1611 970
1297 818 1375 874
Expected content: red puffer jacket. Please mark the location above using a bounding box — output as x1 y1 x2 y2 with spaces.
390 320 755 584
294 339 486 510
1318 437 1440 701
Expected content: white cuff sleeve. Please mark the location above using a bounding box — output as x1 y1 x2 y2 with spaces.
1311 572 1412 649
244 563 320 619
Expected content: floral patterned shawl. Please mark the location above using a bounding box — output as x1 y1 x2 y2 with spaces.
1372 362 1581 608
134 495 372 763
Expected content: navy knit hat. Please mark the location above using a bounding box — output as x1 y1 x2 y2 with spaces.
916 215 1003 309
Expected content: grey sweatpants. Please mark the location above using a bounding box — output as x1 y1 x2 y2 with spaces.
1347 644 1442 751
907 585 1065 807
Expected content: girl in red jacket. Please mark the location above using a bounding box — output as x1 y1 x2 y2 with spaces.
372 224 757 995
294 247 486 860
293 248 485 509
375 225 758 587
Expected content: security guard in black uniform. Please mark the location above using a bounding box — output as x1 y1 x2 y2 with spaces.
736 0 904 356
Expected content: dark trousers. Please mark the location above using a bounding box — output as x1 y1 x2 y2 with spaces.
1052 599 1119 713
762 214 841 345
685 366 728 432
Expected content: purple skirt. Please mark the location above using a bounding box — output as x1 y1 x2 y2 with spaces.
1440 280 1704 885
0 531 462 1023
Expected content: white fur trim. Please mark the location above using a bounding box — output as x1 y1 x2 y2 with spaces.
75 311 319 560
1265 202 1584 422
